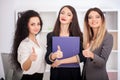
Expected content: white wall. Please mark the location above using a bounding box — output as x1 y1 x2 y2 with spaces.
0 0 120 79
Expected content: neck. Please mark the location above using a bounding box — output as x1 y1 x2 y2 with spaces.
28 34 36 42
60 24 69 36
28 34 40 47
92 28 98 40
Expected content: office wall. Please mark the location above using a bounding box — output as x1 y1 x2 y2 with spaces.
0 0 120 79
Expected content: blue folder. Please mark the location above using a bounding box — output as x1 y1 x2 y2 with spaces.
52 37 80 67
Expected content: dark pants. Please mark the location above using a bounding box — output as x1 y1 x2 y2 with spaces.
21 73 43 80
50 67 82 80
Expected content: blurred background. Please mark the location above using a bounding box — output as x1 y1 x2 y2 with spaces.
0 0 120 80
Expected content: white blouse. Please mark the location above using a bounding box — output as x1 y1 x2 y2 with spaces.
17 37 46 75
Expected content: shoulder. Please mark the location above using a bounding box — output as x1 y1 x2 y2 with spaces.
102 31 113 46
47 32 54 36
104 31 113 41
19 38 31 49
47 32 54 38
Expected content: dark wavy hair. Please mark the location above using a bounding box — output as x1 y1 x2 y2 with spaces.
11 10 43 70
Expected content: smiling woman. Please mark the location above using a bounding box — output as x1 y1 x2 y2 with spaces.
45 5 84 80
82 7 113 80
11 10 46 80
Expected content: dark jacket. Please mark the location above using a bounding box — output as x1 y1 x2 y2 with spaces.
45 32 84 64
82 31 113 80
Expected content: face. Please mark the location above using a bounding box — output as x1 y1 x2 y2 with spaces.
88 11 102 29
59 7 73 25
28 17 41 36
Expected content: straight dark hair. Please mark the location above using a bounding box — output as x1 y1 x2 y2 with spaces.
53 5 83 38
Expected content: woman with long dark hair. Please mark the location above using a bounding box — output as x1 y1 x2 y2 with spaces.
45 5 84 80
11 10 46 80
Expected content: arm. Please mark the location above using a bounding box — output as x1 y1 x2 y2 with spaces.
18 42 37 71
45 32 54 64
92 33 113 68
52 38 85 67
51 36 85 67
83 33 113 68
45 32 64 65
51 55 79 68
78 40 86 62
22 57 32 71
22 47 37 71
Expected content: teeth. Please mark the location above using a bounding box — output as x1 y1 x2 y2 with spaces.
92 22 97 24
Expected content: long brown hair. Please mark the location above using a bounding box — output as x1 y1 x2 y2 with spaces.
53 5 83 39
83 7 106 51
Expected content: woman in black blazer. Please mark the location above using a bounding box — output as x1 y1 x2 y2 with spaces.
82 7 113 80
45 5 84 80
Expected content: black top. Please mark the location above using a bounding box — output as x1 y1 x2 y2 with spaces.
45 32 85 64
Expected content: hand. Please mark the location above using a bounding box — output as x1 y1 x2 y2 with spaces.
51 45 63 60
82 49 94 59
51 59 61 68
29 47 37 61
55 45 63 58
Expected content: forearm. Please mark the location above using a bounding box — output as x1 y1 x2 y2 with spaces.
92 54 106 68
45 51 54 64
60 55 79 64
22 58 32 71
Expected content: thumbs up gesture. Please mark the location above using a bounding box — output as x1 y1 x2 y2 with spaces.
56 45 63 58
29 47 37 61
50 45 63 61
82 44 94 59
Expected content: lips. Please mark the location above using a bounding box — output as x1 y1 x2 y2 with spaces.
61 18 66 21
34 29 39 33
91 22 98 25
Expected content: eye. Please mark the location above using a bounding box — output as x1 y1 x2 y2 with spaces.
67 13 72 16
60 11 65 15
96 15 100 18
37 22 40 26
31 23 35 26
88 16 92 19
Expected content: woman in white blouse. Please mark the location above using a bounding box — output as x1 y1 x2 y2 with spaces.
11 10 46 80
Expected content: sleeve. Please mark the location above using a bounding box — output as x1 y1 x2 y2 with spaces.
45 32 53 64
17 42 31 69
92 33 113 68
78 37 86 63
